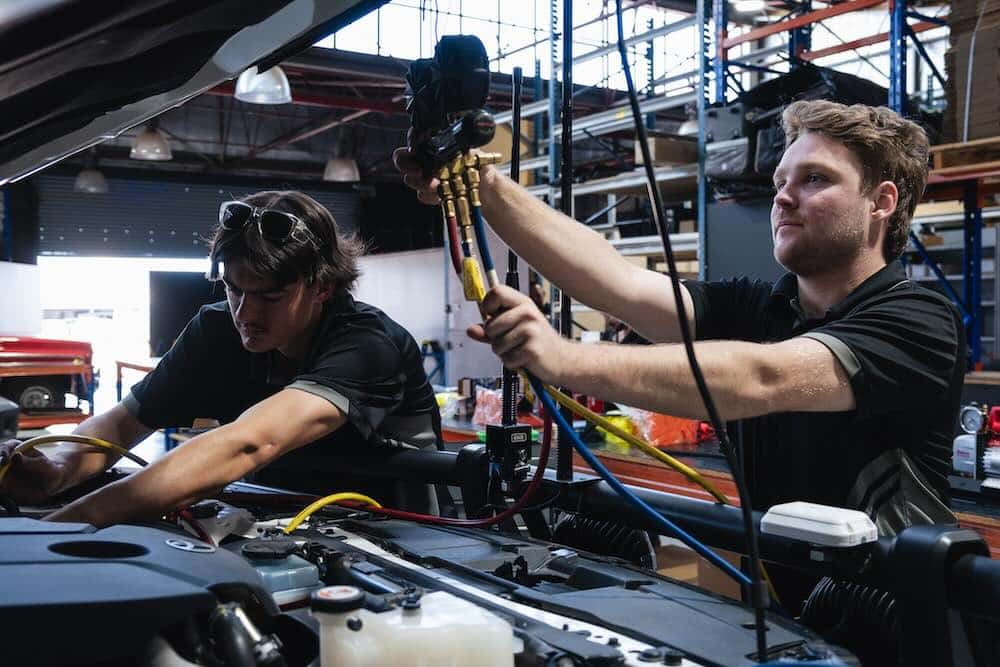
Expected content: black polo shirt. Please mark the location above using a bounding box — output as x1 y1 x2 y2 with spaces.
686 261 963 536
125 293 443 510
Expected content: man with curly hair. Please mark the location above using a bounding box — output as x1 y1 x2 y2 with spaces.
396 100 961 535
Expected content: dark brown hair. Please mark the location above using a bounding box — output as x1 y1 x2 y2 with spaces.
782 100 929 262
208 190 365 294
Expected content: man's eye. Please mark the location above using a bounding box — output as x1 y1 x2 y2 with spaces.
807 173 825 183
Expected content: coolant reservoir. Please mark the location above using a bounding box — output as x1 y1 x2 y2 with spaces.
241 536 320 607
311 586 514 667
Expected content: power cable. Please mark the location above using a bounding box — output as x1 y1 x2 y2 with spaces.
614 0 769 659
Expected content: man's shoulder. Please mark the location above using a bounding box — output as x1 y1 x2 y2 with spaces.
316 296 417 355
188 300 236 335
857 278 960 318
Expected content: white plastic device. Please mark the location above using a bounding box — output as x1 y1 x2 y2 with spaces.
313 588 515 666
760 501 877 547
953 434 978 475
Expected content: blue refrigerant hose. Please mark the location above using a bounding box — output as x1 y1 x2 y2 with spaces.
528 374 752 588
471 205 496 275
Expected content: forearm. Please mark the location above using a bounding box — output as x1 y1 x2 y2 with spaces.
479 165 645 316
46 407 152 493
556 340 780 421
47 422 264 527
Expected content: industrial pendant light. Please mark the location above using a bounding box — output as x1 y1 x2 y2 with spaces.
323 158 361 182
74 149 109 193
130 120 172 161
234 65 293 105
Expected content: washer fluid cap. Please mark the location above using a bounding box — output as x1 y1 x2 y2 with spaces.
311 585 366 614
241 536 298 560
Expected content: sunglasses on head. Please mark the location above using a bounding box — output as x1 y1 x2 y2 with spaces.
218 201 320 247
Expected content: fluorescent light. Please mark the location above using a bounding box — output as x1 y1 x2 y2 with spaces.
235 65 292 105
734 0 766 12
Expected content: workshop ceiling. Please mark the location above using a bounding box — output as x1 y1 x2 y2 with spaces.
0 0 661 188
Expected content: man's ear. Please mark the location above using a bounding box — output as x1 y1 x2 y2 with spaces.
315 281 335 302
870 180 899 223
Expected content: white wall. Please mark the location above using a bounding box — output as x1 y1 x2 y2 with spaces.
0 262 41 335
444 223 532 385
354 247 447 350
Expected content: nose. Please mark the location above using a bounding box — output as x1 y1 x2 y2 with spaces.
773 183 795 210
233 293 258 323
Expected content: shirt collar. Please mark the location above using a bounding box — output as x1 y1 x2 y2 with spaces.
769 261 908 322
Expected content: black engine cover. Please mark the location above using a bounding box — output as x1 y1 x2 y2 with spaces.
0 518 274 665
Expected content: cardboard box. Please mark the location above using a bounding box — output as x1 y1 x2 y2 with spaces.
635 133 698 167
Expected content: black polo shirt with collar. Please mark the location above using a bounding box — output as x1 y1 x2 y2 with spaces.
124 292 443 511
685 261 963 535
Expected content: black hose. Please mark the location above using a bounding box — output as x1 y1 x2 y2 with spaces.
210 605 257 667
613 0 769 659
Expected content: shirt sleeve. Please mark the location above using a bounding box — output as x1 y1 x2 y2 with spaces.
801 290 961 416
684 277 776 342
127 310 214 429
291 325 406 440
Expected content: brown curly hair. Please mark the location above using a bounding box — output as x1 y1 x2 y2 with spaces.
208 190 366 295
782 100 929 262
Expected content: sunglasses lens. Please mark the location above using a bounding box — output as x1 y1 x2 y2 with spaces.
259 211 296 241
220 202 252 229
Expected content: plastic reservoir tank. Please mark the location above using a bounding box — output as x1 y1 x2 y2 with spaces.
311 585 515 666
240 537 320 607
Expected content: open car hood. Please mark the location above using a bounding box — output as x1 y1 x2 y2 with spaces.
0 0 384 186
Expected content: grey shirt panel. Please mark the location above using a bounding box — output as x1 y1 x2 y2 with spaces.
800 331 862 379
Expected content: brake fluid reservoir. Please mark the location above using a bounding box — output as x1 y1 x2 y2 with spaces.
311 586 514 667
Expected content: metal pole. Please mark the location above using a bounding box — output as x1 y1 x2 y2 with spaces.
889 0 907 111
713 0 727 104
557 0 574 482
698 0 709 280
503 67 524 427
965 181 983 367
789 1 813 61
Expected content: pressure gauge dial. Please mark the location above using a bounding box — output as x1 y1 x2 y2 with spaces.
960 404 984 434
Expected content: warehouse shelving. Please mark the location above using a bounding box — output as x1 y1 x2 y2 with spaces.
704 0 1000 366
486 1 996 363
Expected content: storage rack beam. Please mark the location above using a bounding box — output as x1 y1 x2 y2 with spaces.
721 0 884 50
552 91 697 139
799 20 938 62
560 16 697 67
525 163 698 198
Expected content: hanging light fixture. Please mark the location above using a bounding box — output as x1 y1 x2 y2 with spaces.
74 149 108 193
130 120 172 161
234 65 292 105
323 158 361 182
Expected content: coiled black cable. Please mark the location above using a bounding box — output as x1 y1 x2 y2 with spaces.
800 577 900 666
552 514 657 569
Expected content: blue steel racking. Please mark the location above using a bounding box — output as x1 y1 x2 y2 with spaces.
698 0 994 365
